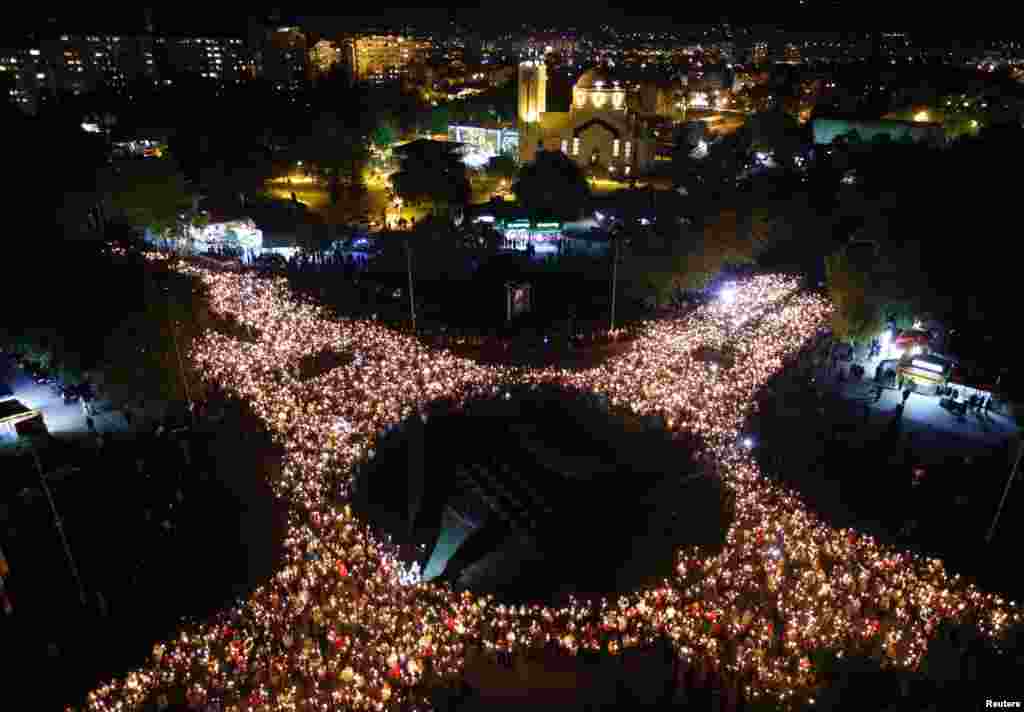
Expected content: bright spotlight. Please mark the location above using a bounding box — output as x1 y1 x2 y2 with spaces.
721 285 736 305
743 437 754 449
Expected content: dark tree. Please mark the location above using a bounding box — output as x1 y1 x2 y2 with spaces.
293 112 370 202
390 141 471 217
485 152 519 182
512 148 591 222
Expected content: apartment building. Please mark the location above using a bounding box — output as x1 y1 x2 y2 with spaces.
345 34 431 84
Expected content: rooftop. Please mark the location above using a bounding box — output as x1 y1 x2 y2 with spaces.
0 399 36 424
393 138 466 156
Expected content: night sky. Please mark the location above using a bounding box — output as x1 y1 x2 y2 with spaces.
2 6 1002 40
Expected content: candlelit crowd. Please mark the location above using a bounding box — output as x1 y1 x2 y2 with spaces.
79 259 1020 712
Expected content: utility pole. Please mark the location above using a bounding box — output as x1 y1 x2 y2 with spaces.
609 224 621 334
405 238 417 335
30 447 88 606
170 317 193 416
986 435 1023 543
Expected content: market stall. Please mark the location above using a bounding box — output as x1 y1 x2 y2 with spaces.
896 354 952 393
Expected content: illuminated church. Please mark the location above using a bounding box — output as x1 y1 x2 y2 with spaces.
518 61 656 178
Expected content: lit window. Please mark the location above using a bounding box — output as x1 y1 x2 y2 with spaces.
561 139 568 153
572 138 580 155
612 139 620 157
624 141 632 159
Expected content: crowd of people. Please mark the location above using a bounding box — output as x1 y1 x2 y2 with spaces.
77 261 1020 712
284 251 371 278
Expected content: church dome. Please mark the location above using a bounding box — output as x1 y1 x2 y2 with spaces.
575 68 612 90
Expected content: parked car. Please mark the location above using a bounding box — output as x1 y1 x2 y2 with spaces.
60 385 81 404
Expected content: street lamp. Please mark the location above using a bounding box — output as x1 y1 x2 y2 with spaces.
405 238 417 335
721 284 737 306
29 447 88 606
170 319 193 419
986 437 1023 543
609 222 623 334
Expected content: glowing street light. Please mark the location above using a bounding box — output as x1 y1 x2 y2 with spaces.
880 328 892 358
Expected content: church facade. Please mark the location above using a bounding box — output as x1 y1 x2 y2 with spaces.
518 64 656 179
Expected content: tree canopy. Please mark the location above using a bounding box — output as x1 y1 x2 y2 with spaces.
1 248 209 404
100 264 210 403
825 248 882 345
615 205 772 309
100 159 195 238
390 142 471 216
294 112 370 196
512 149 591 222
371 121 396 150
484 153 519 182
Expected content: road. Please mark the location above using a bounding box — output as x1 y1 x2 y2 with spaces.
1 358 171 444
1 359 288 709
749 338 1023 598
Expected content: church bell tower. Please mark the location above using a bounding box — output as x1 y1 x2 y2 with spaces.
517 58 548 164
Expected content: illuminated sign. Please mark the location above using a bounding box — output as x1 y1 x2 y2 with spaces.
447 124 519 164
188 219 263 250
911 358 945 374
505 229 561 242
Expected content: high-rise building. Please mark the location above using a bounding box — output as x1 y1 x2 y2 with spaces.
0 44 45 112
161 35 251 83
751 42 769 65
308 39 341 81
346 34 431 84
38 34 150 95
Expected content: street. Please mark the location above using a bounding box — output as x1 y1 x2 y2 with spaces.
1 358 287 709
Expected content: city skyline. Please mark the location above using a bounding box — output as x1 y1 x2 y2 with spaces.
1 7 1012 41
